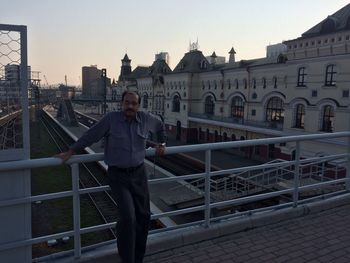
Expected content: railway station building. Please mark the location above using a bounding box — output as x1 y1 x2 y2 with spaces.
120 4 350 164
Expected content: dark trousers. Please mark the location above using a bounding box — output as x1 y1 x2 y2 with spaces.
108 164 150 263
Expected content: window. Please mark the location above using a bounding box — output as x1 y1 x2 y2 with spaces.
294 104 305 129
312 90 318 97
200 60 208 69
235 79 239 89
321 105 334 132
273 76 277 88
252 93 257 99
244 79 247 89
297 67 307 87
142 94 148 109
262 77 266 89
343 90 349 98
172 95 180 112
266 97 284 123
206 129 210 141
204 96 215 115
251 109 256 116
325 64 336 86
252 78 256 89
231 96 244 119
227 79 231 89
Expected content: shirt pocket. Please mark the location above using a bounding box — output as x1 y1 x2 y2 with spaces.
135 128 148 151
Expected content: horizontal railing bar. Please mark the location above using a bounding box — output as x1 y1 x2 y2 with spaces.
79 185 110 195
210 188 294 209
0 230 74 251
210 201 295 223
149 219 206 235
151 204 205 219
80 222 116 234
149 172 206 184
0 190 73 208
1 132 350 171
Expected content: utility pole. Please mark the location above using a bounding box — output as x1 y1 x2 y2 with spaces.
102 68 107 115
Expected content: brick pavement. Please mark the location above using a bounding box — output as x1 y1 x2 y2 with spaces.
143 203 350 263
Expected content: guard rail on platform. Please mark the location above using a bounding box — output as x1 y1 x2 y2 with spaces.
0 131 350 262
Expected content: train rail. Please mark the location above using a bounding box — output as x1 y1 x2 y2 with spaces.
41 112 118 237
0 111 22 149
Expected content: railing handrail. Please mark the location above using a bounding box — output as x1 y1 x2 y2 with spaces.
1 131 350 172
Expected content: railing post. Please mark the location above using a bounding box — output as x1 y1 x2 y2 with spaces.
293 142 301 207
204 150 211 228
71 163 81 259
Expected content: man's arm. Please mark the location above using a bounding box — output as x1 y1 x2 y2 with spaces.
146 113 166 156
56 113 111 162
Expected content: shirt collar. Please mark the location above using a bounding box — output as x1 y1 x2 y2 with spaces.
122 111 141 123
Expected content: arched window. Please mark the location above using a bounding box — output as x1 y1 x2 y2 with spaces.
172 95 180 112
231 96 244 119
143 94 148 109
235 79 239 89
223 132 228 141
227 79 231 89
231 134 236 141
273 76 278 88
206 128 210 141
204 96 215 115
294 104 305 129
297 67 307 87
321 105 334 132
252 78 256 89
266 97 284 123
325 64 336 86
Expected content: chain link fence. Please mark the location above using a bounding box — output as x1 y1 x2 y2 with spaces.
0 28 24 149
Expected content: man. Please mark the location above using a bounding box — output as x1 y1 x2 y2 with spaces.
57 91 166 263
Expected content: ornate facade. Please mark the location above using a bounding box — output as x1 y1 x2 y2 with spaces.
122 4 350 162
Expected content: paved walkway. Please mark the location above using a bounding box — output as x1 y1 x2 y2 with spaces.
143 203 350 263
74 200 350 263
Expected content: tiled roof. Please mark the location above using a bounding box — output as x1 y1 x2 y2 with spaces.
302 4 350 37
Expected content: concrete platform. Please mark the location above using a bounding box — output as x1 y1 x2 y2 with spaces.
53 194 350 263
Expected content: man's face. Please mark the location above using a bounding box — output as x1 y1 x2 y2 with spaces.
122 93 139 119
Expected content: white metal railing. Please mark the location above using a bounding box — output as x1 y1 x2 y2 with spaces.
0 132 350 261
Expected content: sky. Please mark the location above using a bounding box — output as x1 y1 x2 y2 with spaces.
1 0 350 86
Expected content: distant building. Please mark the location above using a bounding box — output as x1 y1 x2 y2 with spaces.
58 84 75 99
155 52 170 65
82 65 110 99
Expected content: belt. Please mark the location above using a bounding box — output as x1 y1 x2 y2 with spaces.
110 163 144 173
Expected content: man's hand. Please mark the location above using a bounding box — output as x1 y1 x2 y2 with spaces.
154 143 166 156
55 149 74 163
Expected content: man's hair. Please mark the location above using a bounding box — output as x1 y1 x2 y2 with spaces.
121 91 141 104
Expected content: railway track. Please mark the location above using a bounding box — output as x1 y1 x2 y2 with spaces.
41 112 118 237
0 111 23 149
